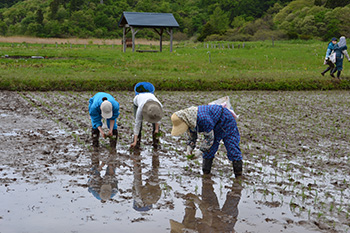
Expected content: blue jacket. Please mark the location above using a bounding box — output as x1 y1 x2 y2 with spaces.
325 42 335 58
89 92 119 129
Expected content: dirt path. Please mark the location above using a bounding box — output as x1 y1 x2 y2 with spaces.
1 90 349 232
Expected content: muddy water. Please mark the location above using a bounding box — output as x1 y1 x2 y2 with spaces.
1 90 349 233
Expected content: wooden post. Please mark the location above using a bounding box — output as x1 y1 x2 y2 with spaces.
159 28 163 52
130 26 139 53
169 28 173 52
123 27 126 52
131 26 135 52
166 28 174 52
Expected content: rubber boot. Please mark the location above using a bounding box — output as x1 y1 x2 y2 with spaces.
109 129 118 151
330 68 336 78
92 128 100 148
202 158 214 174
136 125 142 149
152 123 160 149
337 70 341 79
233 160 243 177
321 67 331 76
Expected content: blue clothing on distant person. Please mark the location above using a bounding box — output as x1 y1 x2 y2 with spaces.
89 92 119 129
333 37 350 71
325 41 335 58
188 105 242 161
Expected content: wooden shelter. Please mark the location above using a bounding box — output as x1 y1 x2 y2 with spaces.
118 12 179 52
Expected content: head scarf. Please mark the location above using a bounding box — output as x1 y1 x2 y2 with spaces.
174 106 198 129
338 36 346 48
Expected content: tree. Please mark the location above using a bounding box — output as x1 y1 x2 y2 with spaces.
36 9 43 24
69 0 84 12
0 21 8 35
314 0 323 6
197 22 216 41
50 0 60 19
325 0 350 8
209 6 229 33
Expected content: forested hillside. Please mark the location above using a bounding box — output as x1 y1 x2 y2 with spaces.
0 0 350 41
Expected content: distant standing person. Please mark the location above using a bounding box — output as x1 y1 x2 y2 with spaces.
130 82 163 149
89 92 120 150
171 104 243 177
330 36 350 79
321 37 337 77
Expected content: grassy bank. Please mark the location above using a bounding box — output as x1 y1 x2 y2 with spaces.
0 40 349 91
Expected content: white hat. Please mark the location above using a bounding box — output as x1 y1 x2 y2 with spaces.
100 101 113 119
100 184 112 201
142 101 163 123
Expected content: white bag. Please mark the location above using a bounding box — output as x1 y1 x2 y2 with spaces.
208 96 239 119
329 51 336 64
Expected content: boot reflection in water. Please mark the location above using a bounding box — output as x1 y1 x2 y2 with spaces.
132 150 161 211
87 152 118 203
170 176 242 233
109 129 118 152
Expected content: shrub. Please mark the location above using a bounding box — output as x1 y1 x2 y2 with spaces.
0 21 8 35
252 29 287 41
173 32 189 41
204 34 225 41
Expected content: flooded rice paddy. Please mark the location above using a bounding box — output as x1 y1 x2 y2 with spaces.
1 90 349 233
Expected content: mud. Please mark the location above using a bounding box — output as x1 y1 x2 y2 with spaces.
1 90 349 233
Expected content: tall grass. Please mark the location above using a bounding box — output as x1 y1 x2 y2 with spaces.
0 40 349 91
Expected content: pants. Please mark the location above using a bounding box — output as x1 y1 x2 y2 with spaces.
202 121 242 161
133 104 159 147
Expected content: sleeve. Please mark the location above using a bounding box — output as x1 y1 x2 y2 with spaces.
89 104 103 128
133 105 143 135
199 130 214 153
111 101 120 120
186 128 198 149
325 48 332 58
343 50 350 61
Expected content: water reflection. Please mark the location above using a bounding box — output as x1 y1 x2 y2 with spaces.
131 150 161 212
87 152 118 203
170 176 242 233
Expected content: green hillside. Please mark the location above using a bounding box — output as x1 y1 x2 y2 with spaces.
0 0 350 41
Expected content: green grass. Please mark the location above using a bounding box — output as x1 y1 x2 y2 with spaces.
0 40 349 91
